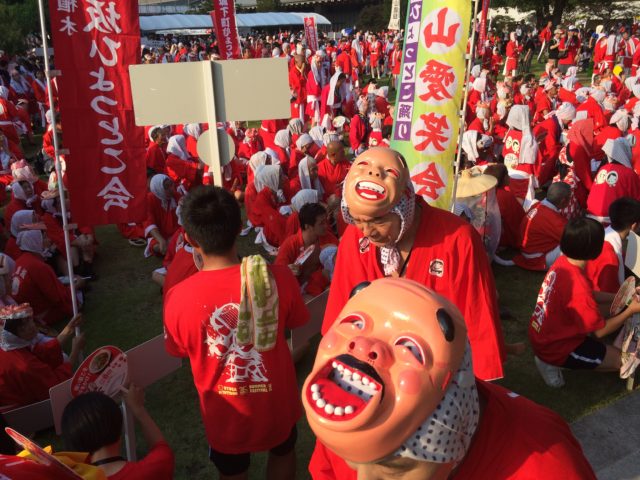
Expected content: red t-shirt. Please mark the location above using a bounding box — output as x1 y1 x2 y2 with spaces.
309 380 596 480
585 240 621 294
317 159 350 199
163 264 309 453
529 256 606 365
108 440 174 480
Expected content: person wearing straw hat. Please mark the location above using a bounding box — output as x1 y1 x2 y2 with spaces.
0 303 84 409
454 167 501 259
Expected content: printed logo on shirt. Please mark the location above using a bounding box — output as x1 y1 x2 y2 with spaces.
531 270 557 333
595 169 618 187
205 303 269 388
429 259 444 277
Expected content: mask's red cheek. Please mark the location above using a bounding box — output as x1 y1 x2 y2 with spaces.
320 331 340 351
397 370 422 395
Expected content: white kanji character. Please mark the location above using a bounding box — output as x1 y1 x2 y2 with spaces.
90 95 117 115
57 0 78 13
101 148 125 175
83 0 121 34
89 37 121 67
98 117 123 147
89 67 115 92
97 176 133 210
59 16 77 36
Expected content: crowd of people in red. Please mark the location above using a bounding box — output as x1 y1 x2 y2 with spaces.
0 16 639 479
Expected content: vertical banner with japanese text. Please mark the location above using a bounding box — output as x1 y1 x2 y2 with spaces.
211 0 241 60
388 0 402 31
48 0 146 226
478 0 490 52
390 0 472 210
304 17 319 52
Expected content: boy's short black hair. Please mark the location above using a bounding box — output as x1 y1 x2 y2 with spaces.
181 186 241 255
299 203 326 230
560 217 604 260
61 392 123 453
609 197 640 232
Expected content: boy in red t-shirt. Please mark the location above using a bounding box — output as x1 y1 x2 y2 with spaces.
163 186 309 479
529 217 640 388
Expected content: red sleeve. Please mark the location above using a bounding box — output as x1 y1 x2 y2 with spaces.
31 338 65 369
33 261 73 316
273 265 309 329
274 236 298 266
14 352 72 403
163 286 189 358
550 213 568 244
321 226 368 335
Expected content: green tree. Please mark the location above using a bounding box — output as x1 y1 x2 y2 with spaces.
0 0 41 54
491 0 608 27
357 0 406 32
256 0 280 12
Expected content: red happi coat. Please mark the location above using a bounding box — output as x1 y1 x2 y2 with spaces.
323 202 506 381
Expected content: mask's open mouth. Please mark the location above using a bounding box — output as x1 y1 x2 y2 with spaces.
355 181 386 201
306 354 384 420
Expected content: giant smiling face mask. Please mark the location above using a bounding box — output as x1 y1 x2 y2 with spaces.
343 147 409 218
302 278 467 464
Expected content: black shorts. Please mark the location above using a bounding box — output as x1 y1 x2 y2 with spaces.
208 425 297 476
562 337 607 370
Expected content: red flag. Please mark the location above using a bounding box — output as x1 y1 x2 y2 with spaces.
211 0 241 60
478 0 491 52
48 0 146 226
304 17 319 52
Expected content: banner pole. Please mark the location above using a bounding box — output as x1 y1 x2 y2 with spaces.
37 0 80 328
449 0 482 212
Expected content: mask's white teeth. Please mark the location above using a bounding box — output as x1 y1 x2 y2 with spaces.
337 364 344 372
334 406 344 416
362 377 370 385
352 372 361 381
316 398 326 408
343 368 352 377
345 405 354 414
324 404 335 415
311 384 320 393
332 361 338 368
312 392 321 401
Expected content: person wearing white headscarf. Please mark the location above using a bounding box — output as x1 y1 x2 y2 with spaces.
11 229 77 325
165 134 201 193
253 165 287 250
505 105 538 170
272 129 291 168
183 123 201 159
321 71 348 131
587 138 640 223
297 156 324 198
145 174 179 257
307 51 325 125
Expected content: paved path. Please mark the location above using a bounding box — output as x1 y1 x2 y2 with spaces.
571 389 640 480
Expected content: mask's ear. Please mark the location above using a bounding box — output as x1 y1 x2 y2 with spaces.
436 308 455 342
349 281 371 299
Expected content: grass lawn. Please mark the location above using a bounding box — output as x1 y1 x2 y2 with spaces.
26 61 627 479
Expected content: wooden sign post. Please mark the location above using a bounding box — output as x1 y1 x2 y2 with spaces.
129 58 291 186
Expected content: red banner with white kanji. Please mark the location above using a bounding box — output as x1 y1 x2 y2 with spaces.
390 0 472 209
48 0 146 226
211 0 241 60
478 0 490 54
304 17 319 53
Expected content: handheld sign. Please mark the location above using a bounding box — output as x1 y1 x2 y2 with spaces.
71 346 128 398
625 231 640 278
4 427 82 479
129 58 290 187
611 276 637 316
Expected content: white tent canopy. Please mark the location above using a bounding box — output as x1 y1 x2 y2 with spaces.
139 12 331 33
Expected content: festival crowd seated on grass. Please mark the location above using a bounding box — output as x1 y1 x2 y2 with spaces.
4 16 640 479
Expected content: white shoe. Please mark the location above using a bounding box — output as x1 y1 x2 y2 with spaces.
534 356 565 388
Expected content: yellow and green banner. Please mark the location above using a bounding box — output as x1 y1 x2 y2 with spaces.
390 0 472 209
